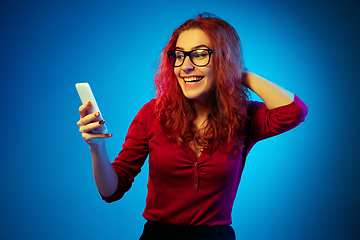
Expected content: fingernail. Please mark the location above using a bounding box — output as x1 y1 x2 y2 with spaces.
99 120 105 125
95 112 100 117
108 133 113 137
87 101 91 106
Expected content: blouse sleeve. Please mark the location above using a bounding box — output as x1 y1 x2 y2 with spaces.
101 100 154 203
247 94 308 144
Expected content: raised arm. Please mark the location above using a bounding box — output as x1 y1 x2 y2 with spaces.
243 70 294 110
77 101 118 198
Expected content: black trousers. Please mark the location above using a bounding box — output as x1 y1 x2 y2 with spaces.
139 221 236 240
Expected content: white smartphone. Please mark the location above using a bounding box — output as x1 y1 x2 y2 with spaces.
75 82 108 134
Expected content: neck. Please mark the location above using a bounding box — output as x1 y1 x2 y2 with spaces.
194 100 212 117
192 97 215 129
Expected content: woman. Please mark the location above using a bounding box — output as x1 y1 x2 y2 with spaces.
77 13 308 240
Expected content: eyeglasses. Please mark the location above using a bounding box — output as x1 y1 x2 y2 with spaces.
167 49 214 67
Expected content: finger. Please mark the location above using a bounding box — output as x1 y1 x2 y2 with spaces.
79 119 106 133
77 111 100 127
79 101 92 118
82 132 113 142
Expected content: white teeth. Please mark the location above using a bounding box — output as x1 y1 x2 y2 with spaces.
183 77 203 82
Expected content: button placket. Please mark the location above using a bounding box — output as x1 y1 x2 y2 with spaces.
193 161 200 191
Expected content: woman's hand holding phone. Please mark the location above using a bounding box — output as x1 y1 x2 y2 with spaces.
77 101 112 147
75 82 112 148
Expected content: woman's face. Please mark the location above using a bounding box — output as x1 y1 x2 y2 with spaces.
174 28 215 105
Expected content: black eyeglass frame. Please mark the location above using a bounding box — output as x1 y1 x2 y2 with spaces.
167 49 215 67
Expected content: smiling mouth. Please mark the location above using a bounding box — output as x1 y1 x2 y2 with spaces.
183 76 204 83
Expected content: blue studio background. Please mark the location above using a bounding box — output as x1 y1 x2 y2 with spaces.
1 0 359 239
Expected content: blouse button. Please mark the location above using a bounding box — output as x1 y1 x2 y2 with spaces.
194 162 198 166
195 174 199 178
195 184 198 188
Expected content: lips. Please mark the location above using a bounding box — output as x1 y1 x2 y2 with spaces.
182 76 204 83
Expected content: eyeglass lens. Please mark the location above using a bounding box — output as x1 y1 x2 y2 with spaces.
169 49 211 67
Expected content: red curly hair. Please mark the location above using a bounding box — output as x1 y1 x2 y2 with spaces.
154 13 249 153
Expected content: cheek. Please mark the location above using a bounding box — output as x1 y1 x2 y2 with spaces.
174 67 180 77
174 69 182 86
206 68 215 85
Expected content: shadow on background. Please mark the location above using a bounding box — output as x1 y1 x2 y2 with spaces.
1 0 359 239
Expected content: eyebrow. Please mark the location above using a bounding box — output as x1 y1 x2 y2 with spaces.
175 44 210 50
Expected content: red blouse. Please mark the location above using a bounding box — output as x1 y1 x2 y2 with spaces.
102 95 308 226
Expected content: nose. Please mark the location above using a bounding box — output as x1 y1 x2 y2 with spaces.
181 56 195 73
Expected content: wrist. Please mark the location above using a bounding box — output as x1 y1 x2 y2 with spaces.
89 139 106 154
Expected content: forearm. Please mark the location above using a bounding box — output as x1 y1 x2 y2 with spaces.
90 141 118 198
244 70 294 110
